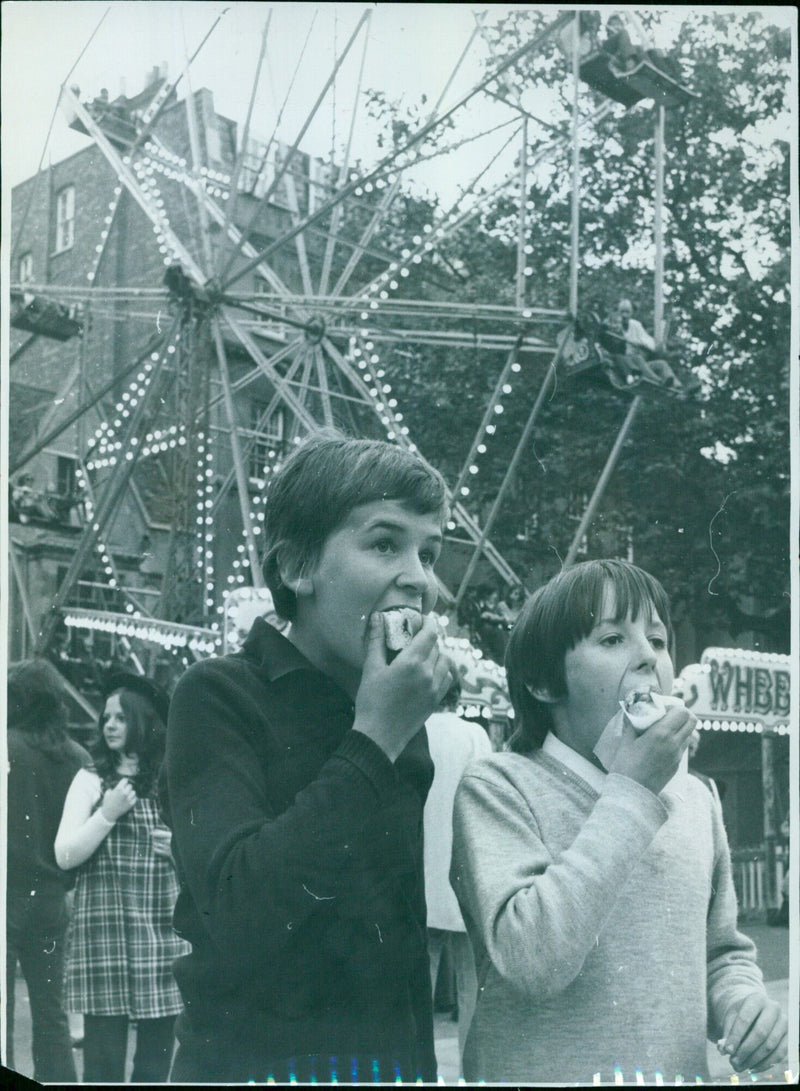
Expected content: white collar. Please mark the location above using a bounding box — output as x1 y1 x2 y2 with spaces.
542 732 606 793
542 730 689 802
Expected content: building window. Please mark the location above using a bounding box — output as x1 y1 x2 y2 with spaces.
55 186 75 252
18 252 34 286
57 455 77 498
253 276 287 340
247 401 286 482
239 138 275 199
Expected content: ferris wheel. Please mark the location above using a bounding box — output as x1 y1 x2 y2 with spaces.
9 6 690 676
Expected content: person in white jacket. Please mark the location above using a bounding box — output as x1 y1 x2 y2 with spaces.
423 686 492 1071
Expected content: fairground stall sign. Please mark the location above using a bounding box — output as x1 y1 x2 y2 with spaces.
674 647 791 736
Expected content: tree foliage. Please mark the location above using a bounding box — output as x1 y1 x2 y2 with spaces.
360 8 791 654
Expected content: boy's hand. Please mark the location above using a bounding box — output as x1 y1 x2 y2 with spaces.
718 993 788 1074
608 705 696 794
353 612 453 762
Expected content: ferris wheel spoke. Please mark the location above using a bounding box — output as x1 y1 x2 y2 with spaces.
344 97 608 316
450 335 526 506
208 339 311 521
211 344 311 513
454 341 565 607
220 10 372 287
217 8 322 287
180 13 217 273
313 345 336 429
215 12 272 280
34 331 176 654
210 319 264 588
73 460 158 640
221 11 570 296
294 343 318 420
10 327 170 476
205 336 302 418
222 306 320 432
283 170 315 298
317 15 371 297
179 157 305 311
324 335 522 589
342 128 522 308
330 20 482 302
321 337 393 425
60 85 206 284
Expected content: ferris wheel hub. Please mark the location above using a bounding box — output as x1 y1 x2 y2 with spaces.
304 316 326 344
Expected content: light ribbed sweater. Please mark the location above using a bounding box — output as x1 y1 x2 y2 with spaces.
450 749 766 1085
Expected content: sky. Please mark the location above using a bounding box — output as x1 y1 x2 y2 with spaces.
0 3 753 197
1 3 795 269
2 4 795 206
2 2 521 198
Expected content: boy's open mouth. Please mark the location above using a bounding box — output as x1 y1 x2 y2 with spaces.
623 688 659 711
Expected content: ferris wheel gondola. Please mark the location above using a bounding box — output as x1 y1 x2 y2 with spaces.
579 50 699 109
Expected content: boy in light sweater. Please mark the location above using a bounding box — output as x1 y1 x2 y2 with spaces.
451 559 787 1084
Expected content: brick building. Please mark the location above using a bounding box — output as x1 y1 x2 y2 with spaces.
8 69 335 707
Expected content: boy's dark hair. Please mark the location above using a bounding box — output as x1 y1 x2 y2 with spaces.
505 559 673 753
262 431 449 620
93 684 168 797
7 658 72 759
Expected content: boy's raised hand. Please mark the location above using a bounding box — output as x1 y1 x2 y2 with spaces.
718 992 788 1074
353 612 453 762
608 705 696 795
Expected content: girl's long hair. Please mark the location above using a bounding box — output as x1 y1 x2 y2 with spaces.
92 686 167 797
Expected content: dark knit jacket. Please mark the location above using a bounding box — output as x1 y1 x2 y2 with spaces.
164 618 437 1084
7 730 91 897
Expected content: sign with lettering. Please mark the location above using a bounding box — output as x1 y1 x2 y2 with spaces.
673 647 791 732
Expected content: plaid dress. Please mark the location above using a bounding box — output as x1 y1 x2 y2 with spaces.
63 773 190 1018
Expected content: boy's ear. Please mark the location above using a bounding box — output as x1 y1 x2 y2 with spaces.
276 549 314 598
527 683 557 704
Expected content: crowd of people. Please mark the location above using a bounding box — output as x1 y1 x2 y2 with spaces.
9 472 79 527
5 432 789 1084
457 583 526 665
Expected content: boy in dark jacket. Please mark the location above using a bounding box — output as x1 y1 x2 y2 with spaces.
165 433 452 1083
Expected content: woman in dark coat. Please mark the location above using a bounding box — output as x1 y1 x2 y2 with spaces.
6 658 91 1081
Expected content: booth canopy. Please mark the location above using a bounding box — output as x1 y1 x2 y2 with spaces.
674 647 791 736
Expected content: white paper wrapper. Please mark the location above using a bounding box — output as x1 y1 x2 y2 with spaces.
593 694 689 798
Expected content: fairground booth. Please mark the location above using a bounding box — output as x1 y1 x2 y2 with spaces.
675 648 791 917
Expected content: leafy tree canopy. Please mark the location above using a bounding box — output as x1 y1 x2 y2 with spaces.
353 8 791 655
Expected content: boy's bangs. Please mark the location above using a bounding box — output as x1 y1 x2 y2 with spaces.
337 450 448 522
566 561 671 647
605 564 671 631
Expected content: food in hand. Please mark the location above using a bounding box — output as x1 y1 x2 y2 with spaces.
382 606 423 657
620 688 667 732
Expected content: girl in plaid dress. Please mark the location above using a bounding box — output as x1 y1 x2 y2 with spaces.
55 673 189 1083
